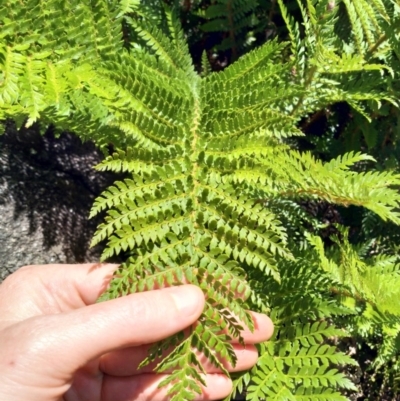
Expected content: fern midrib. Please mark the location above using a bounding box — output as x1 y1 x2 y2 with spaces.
47 62 61 105
276 351 340 362
189 80 202 247
278 188 370 206
206 145 281 158
1 47 14 96
249 367 277 398
25 57 42 119
97 156 187 173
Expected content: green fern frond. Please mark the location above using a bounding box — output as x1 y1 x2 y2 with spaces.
3 2 400 399
0 47 24 106
199 0 258 54
118 0 140 17
276 0 399 120
0 0 126 125
127 17 195 79
293 387 350 401
156 339 206 401
246 325 357 400
277 0 302 62
76 7 400 394
231 149 400 225
242 247 361 400
307 225 400 322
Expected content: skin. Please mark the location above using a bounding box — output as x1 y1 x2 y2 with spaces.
0 263 274 401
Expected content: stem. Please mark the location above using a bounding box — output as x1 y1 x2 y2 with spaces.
329 286 375 308
227 0 238 61
300 109 326 131
255 188 366 207
367 19 400 58
268 0 277 22
367 32 388 57
182 0 191 12
290 65 317 117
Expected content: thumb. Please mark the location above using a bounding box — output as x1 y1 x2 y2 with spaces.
0 285 204 400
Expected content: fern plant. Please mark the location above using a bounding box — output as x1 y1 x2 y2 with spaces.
2 0 400 400
195 0 259 59
306 225 400 397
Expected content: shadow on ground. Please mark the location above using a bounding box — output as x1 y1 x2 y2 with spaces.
0 123 116 279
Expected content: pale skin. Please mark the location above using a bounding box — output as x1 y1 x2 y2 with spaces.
0 263 274 401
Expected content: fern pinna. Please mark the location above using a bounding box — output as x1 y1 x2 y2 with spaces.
197 0 259 58
2 0 400 400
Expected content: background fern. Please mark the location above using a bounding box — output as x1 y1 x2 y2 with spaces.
2 0 400 400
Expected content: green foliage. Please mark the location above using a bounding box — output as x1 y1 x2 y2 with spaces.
196 0 259 57
2 0 400 400
306 226 400 397
0 0 123 122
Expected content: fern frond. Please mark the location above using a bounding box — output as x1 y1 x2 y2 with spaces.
342 0 368 55
199 0 258 54
117 0 140 17
0 0 124 125
234 150 400 224
277 0 302 61
21 57 46 126
127 17 195 79
246 326 357 400
87 11 400 393
3 2 400 399
0 47 24 106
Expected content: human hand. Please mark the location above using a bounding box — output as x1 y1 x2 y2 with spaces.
0 263 273 401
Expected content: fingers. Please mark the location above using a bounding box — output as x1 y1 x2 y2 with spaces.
243 311 274 342
0 285 205 398
101 373 233 401
57 284 204 353
101 343 258 376
0 263 119 323
99 311 273 376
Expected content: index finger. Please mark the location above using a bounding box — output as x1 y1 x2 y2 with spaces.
0 263 119 324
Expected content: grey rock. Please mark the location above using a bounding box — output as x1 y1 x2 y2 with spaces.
0 123 117 282
0 201 68 281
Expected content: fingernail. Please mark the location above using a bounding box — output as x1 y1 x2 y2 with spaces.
165 285 204 316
